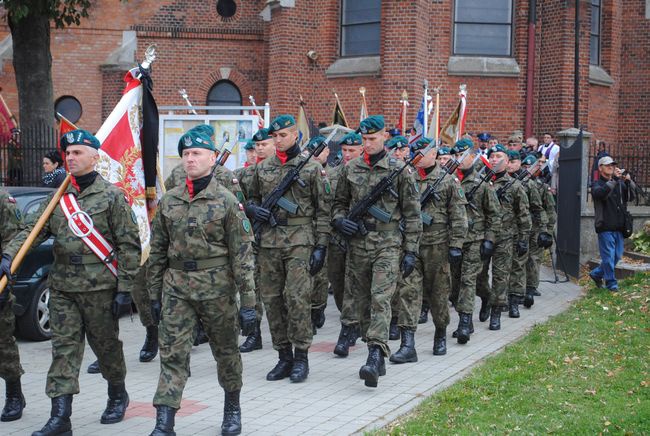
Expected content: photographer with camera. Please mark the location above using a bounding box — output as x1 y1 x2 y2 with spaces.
589 156 634 292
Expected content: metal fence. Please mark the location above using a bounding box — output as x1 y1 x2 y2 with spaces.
0 124 57 187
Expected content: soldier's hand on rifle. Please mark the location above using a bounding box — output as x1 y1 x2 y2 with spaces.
239 307 257 336
480 240 495 261
448 247 463 266
111 292 132 320
537 232 553 249
516 239 529 257
400 251 417 278
309 245 327 276
245 202 271 223
332 218 359 237
0 253 13 282
150 300 162 325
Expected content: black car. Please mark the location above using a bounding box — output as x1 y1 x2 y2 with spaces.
6 186 55 341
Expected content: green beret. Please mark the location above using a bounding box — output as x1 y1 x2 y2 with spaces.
357 115 385 134
522 154 537 166
454 138 474 152
189 124 215 138
340 132 362 146
177 130 216 157
506 150 521 161
412 136 432 151
307 135 326 150
386 135 409 150
487 143 508 158
60 129 101 151
438 147 453 156
243 139 256 151
269 115 296 133
253 128 271 142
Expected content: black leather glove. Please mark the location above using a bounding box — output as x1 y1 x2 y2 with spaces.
309 245 327 276
480 240 495 261
245 202 271 223
0 253 13 282
239 307 257 336
448 247 463 266
537 231 553 249
150 300 162 325
516 239 529 257
111 292 132 319
400 251 417 278
332 218 359 237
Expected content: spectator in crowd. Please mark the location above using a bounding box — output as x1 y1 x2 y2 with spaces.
589 156 633 292
41 150 66 188
538 133 560 172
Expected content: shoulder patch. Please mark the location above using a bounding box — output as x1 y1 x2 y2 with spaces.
7 196 16 204
242 218 251 233
238 202 244 211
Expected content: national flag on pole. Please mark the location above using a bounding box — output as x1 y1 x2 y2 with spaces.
332 93 349 128
297 98 311 146
56 113 78 171
95 68 162 263
0 92 17 142
440 85 468 145
359 87 368 122
408 94 426 146
248 96 265 130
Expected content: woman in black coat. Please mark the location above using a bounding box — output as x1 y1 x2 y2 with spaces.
41 150 67 188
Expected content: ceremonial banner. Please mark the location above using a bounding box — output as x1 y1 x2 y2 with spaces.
248 95 265 131
297 99 311 146
440 85 468 145
0 92 17 142
332 93 349 128
359 87 368 122
396 91 408 136
408 94 426 146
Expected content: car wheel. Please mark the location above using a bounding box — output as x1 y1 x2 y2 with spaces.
16 281 51 341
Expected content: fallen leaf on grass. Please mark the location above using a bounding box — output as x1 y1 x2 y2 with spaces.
585 388 597 395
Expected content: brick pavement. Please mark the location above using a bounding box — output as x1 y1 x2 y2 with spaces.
1 266 581 435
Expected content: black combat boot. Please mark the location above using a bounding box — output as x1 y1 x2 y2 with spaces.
359 345 386 388
389 328 418 364
523 287 535 308
221 390 241 436
433 328 447 355
1 378 25 422
87 359 100 374
455 313 473 344
150 405 176 436
266 347 293 381
418 301 429 324
389 317 399 340
140 325 159 362
479 297 490 322
508 294 521 318
290 349 309 383
489 306 501 330
239 320 262 353
452 316 474 338
348 324 360 346
312 306 326 329
100 382 129 424
32 394 72 436
333 324 354 357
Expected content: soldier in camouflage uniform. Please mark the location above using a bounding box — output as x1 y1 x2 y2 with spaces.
332 116 421 387
147 129 256 436
449 139 500 345
0 189 26 422
233 138 257 182
506 150 544 318
332 132 364 357
247 115 330 383
3 130 141 435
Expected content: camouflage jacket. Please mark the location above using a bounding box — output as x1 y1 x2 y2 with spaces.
536 179 557 234
492 173 532 242
0 189 24 252
165 162 245 203
332 153 421 253
460 168 501 243
235 163 257 201
147 176 256 306
325 164 343 203
520 175 548 231
249 152 330 248
418 165 468 248
5 176 141 293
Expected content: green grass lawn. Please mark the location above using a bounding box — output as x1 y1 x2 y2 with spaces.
379 274 650 435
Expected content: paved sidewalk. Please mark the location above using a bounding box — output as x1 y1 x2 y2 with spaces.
3 266 581 436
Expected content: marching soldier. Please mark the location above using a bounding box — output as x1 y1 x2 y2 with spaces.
3 130 141 435
0 189 26 422
233 138 257 182
385 135 410 161
331 132 364 357
331 115 421 387
247 115 330 383
147 129 257 436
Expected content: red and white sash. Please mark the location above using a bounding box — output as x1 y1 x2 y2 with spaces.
59 193 118 277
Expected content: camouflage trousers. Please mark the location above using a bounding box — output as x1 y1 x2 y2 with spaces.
450 240 482 314
348 244 400 356
253 253 264 322
131 267 155 328
47 289 125 398
0 294 24 381
419 242 451 330
508 239 528 297
329 244 358 326
154 293 241 408
258 245 313 351
391 263 422 329
312 247 329 311
526 231 542 291
477 237 513 308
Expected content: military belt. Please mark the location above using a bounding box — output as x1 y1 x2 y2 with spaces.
275 216 312 226
64 254 105 265
423 223 447 230
169 257 228 271
363 221 399 232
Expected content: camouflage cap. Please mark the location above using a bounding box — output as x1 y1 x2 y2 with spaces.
453 137 474 152
243 139 256 151
60 129 101 151
340 132 363 146
357 115 385 134
177 130 216 157
269 114 296 133
487 143 508 158
506 150 521 161
189 124 215 138
522 154 537 166
385 135 409 150
253 127 271 142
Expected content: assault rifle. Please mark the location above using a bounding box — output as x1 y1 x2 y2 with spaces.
216 140 234 166
465 156 495 211
253 129 338 240
495 160 545 202
419 147 473 225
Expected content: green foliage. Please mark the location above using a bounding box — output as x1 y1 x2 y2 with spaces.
630 229 650 255
3 0 91 28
